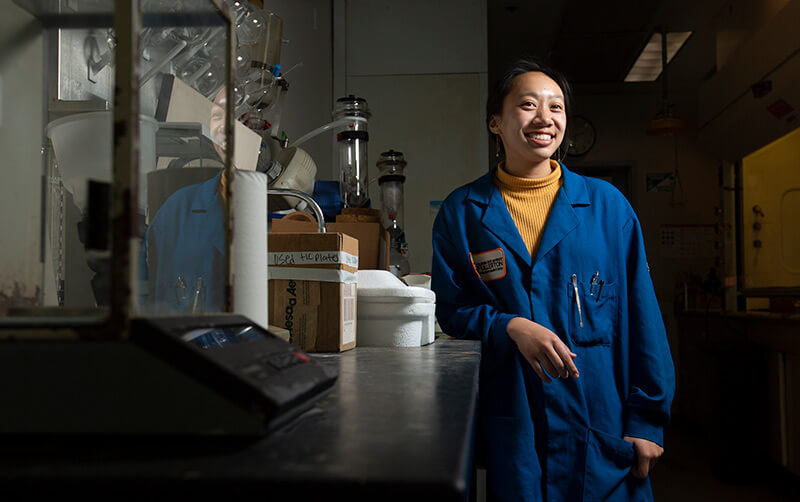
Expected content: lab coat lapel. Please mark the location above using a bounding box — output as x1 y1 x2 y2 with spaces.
534 163 588 264
468 172 532 267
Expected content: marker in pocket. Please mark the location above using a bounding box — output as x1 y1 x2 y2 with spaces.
571 274 583 328
596 280 604 302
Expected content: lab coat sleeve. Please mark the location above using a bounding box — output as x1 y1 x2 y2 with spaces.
431 205 517 362
622 216 676 447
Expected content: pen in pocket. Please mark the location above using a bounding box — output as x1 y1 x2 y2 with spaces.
589 271 599 295
571 274 583 328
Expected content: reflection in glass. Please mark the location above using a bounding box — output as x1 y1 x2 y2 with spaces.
2 1 235 320
182 325 263 349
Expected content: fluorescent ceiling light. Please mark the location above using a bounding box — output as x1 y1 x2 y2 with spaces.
625 31 692 82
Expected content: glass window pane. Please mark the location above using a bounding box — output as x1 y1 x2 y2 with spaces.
137 1 230 316
0 1 231 322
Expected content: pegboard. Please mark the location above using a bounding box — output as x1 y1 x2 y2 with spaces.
660 224 718 260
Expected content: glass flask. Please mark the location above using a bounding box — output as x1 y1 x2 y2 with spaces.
333 95 371 208
377 150 410 277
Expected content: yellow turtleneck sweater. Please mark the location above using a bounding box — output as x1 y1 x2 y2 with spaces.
494 160 563 258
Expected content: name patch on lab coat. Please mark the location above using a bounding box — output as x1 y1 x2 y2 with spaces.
470 248 506 282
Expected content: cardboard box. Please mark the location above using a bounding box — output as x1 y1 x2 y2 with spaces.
268 232 358 352
271 217 389 270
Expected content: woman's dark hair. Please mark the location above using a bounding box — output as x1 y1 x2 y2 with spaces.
487 58 573 159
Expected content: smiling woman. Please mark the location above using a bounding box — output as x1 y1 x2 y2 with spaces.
486 59 573 175
431 58 675 501
489 71 567 178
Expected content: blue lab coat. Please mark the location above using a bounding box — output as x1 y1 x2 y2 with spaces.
431 163 675 501
140 172 226 314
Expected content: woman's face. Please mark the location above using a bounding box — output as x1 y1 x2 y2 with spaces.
489 71 566 167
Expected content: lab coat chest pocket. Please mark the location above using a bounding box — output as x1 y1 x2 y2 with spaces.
567 279 617 346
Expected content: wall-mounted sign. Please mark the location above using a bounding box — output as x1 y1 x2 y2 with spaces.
767 98 794 119
646 172 675 193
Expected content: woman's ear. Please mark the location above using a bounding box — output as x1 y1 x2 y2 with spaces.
488 115 501 135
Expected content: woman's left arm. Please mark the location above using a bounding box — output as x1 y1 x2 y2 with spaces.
621 216 676 448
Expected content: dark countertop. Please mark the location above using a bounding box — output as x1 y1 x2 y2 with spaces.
1 339 482 501
678 310 800 322
676 311 800 354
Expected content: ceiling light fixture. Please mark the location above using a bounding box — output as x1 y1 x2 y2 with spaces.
625 31 691 82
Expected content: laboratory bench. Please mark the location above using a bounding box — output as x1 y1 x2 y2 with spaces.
673 310 800 480
0 339 481 501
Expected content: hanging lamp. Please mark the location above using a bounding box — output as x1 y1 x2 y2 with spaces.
646 29 686 204
646 29 686 136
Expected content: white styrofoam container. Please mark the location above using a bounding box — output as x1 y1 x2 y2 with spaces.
357 270 436 347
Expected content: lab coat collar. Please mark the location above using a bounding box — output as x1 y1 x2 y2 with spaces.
558 162 590 206
467 169 531 265
192 170 223 208
465 162 590 265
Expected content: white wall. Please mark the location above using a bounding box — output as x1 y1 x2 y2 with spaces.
347 73 485 273
337 0 488 273
261 0 333 177
344 0 487 76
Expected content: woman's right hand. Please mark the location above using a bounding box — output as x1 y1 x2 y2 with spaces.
507 317 579 383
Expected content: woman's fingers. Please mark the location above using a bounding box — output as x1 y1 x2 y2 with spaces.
539 351 561 378
636 452 652 478
544 345 568 378
531 361 552 384
554 341 580 378
625 436 663 479
532 340 579 381
509 318 579 381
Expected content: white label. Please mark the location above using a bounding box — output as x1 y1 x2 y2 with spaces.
470 248 506 282
268 251 358 268
268 267 357 284
342 283 356 345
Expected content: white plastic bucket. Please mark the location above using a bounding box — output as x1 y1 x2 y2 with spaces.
47 111 159 211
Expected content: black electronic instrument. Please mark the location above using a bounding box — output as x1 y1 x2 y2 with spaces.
0 315 337 435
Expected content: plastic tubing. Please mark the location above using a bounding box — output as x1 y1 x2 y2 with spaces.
287 116 367 149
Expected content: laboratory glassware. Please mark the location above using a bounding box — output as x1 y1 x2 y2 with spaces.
377 150 410 277
334 95 371 208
